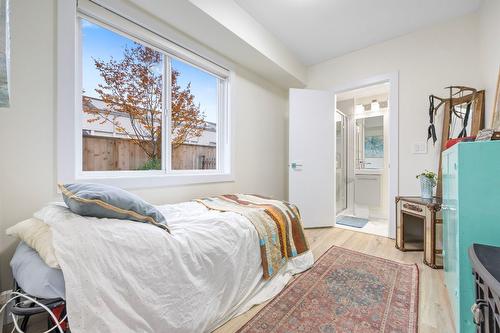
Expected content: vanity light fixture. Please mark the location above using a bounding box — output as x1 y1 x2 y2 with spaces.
355 104 365 113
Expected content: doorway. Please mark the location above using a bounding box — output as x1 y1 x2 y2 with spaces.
333 73 399 238
288 73 398 233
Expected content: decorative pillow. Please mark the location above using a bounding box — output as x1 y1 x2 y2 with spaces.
6 218 59 268
58 183 169 232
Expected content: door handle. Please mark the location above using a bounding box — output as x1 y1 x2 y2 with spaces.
289 162 303 169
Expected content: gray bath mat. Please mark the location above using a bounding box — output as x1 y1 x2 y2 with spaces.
336 215 369 228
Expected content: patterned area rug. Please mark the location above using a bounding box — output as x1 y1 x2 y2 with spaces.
238 246 419 333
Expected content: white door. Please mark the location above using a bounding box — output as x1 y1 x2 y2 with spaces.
289 89 335 228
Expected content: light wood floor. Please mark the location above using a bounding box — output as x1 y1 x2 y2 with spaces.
215 227 455 333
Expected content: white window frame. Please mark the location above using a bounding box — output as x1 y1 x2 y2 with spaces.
57 0 233 188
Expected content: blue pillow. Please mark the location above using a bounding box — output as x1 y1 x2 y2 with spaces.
11 242 66 299
58 183 169 232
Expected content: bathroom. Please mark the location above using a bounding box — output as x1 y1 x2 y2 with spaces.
335 82 390 236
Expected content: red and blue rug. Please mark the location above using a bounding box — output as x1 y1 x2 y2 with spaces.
239 246 419 333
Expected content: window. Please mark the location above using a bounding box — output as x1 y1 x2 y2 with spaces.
81 20 164 171
58 3 232 187
170 58 218 171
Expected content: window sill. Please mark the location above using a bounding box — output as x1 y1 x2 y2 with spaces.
73 172 235 189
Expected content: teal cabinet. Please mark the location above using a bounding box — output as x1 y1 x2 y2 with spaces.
442 141 500 332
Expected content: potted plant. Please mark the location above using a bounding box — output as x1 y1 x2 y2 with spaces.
416 170 438 199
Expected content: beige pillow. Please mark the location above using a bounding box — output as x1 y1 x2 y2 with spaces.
6 218 59 268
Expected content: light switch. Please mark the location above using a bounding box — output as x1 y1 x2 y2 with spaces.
413 142 427 154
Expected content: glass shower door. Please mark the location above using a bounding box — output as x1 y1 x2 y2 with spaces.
336 111 347 214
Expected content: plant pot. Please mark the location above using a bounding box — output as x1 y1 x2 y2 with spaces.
419 176 434 199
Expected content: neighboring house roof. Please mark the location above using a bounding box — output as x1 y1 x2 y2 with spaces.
82 96 217 146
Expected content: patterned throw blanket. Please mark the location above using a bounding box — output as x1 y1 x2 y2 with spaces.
197 194 309 280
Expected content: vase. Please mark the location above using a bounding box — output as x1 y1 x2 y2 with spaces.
420 177 434 199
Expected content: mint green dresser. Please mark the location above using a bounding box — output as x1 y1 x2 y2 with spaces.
442 141 500 332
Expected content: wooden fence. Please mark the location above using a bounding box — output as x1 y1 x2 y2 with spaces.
83 135 216 171
171 144 216 170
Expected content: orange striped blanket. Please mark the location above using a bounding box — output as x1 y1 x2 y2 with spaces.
196 194 309 280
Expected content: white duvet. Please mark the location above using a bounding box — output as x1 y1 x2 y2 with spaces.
35 202 314 333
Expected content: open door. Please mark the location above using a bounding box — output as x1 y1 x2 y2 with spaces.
289 89 335 228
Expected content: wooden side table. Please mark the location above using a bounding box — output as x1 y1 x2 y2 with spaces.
395 196 443 269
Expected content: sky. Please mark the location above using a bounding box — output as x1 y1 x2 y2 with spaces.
81 19 218 123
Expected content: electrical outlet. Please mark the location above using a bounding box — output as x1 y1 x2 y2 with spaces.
413 141 428 154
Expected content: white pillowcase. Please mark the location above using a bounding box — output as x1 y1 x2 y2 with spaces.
6 218 59 268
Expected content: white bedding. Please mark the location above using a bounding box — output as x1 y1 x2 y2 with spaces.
35 202 313 333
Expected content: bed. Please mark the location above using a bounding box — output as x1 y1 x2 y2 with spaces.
10 196 314 333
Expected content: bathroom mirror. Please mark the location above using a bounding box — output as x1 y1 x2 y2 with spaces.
355 115 384 170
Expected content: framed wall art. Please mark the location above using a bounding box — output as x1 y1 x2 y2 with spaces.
0 0 9 107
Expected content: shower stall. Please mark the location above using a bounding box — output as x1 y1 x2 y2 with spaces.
336 111 347 215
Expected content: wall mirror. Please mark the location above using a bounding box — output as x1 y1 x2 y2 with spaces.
435 89 485 196
448 101 474 138
441 90 485 144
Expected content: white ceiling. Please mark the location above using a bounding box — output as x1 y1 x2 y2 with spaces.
235 0 482 65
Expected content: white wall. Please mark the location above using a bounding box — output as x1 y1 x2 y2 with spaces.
0 0 57 292
0 0 288 291
307 13 482 196
479 0 500 125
